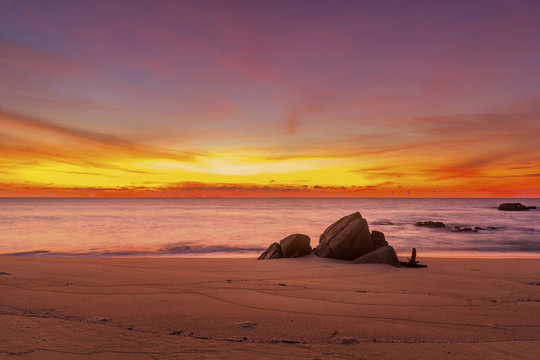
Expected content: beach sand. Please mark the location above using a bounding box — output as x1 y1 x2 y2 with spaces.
1 256 539 359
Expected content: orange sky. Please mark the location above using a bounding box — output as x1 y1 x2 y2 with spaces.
1 1 539 197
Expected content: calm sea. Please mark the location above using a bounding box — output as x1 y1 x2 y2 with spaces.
0 198 538 258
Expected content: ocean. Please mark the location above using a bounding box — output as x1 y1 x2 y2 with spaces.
0 198 538 258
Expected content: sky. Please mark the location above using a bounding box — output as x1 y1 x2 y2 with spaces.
1 0 539 197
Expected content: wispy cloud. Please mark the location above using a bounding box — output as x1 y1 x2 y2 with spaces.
0 109 198 162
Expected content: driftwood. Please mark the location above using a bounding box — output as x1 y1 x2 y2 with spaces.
400 248 427 268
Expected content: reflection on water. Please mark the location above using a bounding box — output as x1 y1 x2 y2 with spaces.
0 198 538 257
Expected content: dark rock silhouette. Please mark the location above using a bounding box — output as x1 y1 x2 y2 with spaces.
258 234 312 260
498 203 534 211
313 241 334 258
415 221 446 228
353 245 400 266
258 242 282 260
280 233 312 257
371 230 388 249
314 212 374 260
451 226 476 232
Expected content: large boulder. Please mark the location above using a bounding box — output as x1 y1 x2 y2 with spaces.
258 243 282 260
353 245 400 267
498 203 530 211
371 230 388 249
314 212 374 260
280 233 312 257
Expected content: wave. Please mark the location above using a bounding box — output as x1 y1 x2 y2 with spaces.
0 243 265 257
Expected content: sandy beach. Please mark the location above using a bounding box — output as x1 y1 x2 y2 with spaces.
1 256 539 359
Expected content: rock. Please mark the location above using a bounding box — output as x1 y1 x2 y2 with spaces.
315 212 374 260
313 241 334 258
451 226 477 232
280 233 312 257
498 203 530 211
258 243 282 260
415 221 446 228
371 230 388 249
352 246 400 267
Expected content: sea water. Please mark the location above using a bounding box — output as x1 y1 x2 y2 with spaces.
0 198 538 258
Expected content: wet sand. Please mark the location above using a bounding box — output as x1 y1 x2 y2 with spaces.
1 256 539 359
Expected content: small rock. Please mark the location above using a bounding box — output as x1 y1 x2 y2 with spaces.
280 233 312 257
258 242 282 260
452 226 477 232
353 245 400 267
498 203 530 211
415 221 446 228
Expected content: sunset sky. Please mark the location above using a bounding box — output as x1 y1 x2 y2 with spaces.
1 0 539 197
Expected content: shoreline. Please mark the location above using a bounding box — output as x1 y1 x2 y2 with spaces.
1 256 539 359
3 251 540 259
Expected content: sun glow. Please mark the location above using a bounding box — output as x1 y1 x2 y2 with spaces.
1 1 539 198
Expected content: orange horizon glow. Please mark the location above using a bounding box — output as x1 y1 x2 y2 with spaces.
1 1 540 198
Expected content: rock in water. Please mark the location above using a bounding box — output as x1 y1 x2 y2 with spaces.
258 243 282 260
315 212 374 260
415 221 446 228
371 230 388 249
280 233 311 257
353 245 400 267
498 203 530 211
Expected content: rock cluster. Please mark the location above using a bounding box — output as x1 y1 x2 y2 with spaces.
415 221 497 233
498 203 536 211
258 212 399 266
